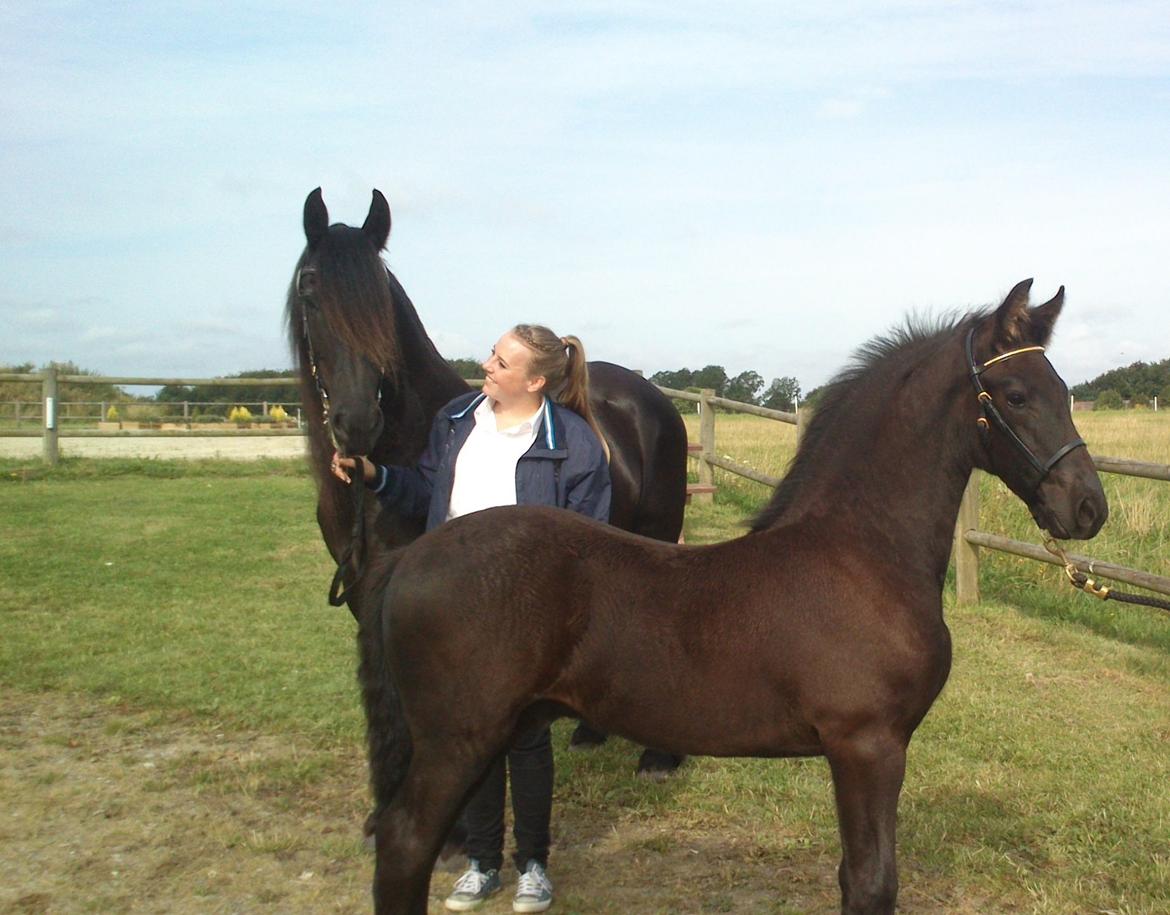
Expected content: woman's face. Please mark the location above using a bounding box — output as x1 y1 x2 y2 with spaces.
481 332 546 404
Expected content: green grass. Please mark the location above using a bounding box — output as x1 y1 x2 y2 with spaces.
2 447 1168 912
0 462 357 744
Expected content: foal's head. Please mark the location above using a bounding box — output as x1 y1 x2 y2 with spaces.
287 188 400 457
966 279 1107 540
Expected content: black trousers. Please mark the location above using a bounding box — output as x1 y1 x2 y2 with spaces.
463 725 553 873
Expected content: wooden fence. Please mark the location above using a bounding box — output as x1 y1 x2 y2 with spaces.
658 386 1170 605
0 369 301 465
6 369 1168 604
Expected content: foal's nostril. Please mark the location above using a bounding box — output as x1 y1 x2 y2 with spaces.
1077 494 1107 535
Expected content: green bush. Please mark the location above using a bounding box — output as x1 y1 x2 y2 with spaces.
1095 389 1124 410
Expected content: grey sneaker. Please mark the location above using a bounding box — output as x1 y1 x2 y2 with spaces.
513 859 553 913
444 860 501 911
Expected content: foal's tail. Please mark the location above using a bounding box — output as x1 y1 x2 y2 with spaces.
355 548 413 834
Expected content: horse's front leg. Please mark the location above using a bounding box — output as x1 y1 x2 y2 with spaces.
824 733 907 915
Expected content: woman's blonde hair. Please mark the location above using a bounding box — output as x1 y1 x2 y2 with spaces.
510 323 609 461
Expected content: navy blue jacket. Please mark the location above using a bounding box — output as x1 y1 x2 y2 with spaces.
369 392 611 531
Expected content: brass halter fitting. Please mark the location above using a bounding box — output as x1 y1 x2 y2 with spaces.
1044 538 1111 600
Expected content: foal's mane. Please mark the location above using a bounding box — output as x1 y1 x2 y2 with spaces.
751 308 988 532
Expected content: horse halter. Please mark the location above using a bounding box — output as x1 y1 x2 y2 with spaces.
296 265 384 429
964 324 1086 490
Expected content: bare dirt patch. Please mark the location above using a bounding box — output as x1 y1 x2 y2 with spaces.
0 435 306 461
0 690 369 914
2 691 983 914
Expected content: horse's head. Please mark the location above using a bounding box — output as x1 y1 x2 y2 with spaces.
289 188 399 457
967 279 1107 540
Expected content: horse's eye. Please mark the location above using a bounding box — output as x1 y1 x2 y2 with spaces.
1006 391 1026 408
297 267 319 297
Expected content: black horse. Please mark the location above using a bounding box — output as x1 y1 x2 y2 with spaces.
363 280 1108 914
286 189 689 794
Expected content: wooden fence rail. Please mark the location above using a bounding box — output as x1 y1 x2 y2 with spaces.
653 384 1168 607
953 462 1170 604
1 370 300 464
6 369 1165 606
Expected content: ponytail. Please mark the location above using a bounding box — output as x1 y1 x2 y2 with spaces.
510 324 610 462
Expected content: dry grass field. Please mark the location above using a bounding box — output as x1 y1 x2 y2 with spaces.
1 409 1167 913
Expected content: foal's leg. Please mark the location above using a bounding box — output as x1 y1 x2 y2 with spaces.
372 740 492 915
824 734 907 915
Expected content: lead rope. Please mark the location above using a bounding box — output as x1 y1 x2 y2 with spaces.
328 476 365 616
1043 538 1170 614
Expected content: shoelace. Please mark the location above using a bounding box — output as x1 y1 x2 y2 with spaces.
453 869 489 894
516 867 551 897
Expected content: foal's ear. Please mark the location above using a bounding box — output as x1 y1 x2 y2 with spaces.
991 278 1034 346
362 190 392 251
304 187 329 248
1027 286 1065 345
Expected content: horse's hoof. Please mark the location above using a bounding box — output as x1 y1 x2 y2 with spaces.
636 750 685 778
568 723 608 749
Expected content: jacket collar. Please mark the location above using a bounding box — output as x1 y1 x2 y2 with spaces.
447 392 560 450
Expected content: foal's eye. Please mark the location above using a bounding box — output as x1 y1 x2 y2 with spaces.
1006 391 1027 408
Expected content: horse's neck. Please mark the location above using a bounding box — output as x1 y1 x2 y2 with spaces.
779 342 978 585
386 282 470 418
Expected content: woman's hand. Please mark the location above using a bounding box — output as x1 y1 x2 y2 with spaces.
330 452 375 484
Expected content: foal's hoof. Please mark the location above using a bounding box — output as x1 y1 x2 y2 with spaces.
568 722 608 750
636 749 686 779
362 808 379 852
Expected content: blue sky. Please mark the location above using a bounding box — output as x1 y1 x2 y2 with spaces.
3 1 1168 395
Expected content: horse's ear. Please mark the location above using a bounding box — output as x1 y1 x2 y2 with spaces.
1028 285 1065 345
991 278 1034 347
304 188 329 248
362 190 391 251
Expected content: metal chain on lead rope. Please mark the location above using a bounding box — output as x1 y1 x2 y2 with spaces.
1043 538 1170 614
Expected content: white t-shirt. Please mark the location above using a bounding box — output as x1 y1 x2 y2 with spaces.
446 396 542 521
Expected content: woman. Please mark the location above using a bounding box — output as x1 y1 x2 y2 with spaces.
333 323 611 914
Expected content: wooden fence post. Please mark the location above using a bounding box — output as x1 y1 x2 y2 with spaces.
697 388 716 503
796 403 812 443
43 365 59 466
954 470 980 605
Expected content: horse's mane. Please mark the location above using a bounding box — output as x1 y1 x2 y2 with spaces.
751 307 990 531
285 226 402 380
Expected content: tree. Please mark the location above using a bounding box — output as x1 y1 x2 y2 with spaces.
724 370 764 405
761 376 801 412
446 358 482 380
1095 389 1124 410
691 365 728 396
801 385 826 410
156 369 299 416
0 361 128 409
649 369 695 391
1070 357 1170 402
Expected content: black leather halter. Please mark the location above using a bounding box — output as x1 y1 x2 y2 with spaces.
965 324 1086 490
296 264 383 613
